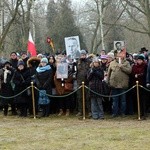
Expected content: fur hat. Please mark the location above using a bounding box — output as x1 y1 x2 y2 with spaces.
27 57 41 68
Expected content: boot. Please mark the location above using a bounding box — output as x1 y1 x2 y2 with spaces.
58 109 63 116
66 109 70 116
4 109 8 116
3 105 8 116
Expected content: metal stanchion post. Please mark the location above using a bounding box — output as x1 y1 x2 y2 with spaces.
31 82 36 119
136 81 141 120
82 82 86 120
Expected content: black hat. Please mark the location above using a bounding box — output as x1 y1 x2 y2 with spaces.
4 61 12 66
140 47 148 53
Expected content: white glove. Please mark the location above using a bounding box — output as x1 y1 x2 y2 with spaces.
146 83 150 88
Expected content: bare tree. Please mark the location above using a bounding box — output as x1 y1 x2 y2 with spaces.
77 0 125 54
0 0 23 51
118 0 150 36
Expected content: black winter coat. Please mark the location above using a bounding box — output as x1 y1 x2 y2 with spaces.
0 67 14 105
36 69 53 95
87 66 104 97
13 67 31 103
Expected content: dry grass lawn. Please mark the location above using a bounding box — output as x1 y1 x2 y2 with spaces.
0 114 150 150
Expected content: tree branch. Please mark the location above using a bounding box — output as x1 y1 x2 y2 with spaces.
0 0 23 48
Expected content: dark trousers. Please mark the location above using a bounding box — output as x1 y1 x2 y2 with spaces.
77 87 91 113
111 88 126 116
58 95 72 111
40 104 50 117
18 103 28 117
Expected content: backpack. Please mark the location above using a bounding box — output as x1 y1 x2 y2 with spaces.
38 90 50 105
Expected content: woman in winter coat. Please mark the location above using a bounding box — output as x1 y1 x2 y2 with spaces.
54 57 74 116
131 54 147 119
48 55 57 114
13 60 31 117
27 57 41 115
0 61 16 116
87 57 104 120
36 57 53 117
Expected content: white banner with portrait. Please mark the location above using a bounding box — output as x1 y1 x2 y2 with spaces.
65 36 81 59
114 41 125 51
56 62 68 79
114 41 126 58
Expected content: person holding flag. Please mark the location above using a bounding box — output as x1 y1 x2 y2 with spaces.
27 31 37 57
47 37 55 52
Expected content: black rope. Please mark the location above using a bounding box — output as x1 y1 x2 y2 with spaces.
85 85 136 98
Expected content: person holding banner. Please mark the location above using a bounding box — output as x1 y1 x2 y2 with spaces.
54 57 74 116
107 51 132 118
65 37 81 59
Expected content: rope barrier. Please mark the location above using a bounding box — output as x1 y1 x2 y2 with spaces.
34 86 82 98
85 85 136 98
0 81 148 121
0 83 149 100
139 85 150 92
0 86 31 99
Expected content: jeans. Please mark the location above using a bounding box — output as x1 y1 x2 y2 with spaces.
91 97 104 119
111 88 126 116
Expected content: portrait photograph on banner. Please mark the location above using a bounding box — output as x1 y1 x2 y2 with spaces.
64 36 81 59
114 41 126 58
56 62 68 79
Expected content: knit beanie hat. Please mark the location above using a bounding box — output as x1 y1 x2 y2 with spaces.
17 60 25 66
41 57 48 64
80 50 87 55
137 54 145 61
101 55 107 59
93 57 100 62
107 52 114 59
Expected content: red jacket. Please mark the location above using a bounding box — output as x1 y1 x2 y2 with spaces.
131 62 147 86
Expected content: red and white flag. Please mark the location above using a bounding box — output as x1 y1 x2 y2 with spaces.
27 32 37 56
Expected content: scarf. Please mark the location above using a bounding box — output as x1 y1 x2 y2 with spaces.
3 68 11 83
36 65 51 73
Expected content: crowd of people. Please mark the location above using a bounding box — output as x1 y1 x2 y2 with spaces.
0 47 150 120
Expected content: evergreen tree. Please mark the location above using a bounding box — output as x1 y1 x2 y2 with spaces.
46 0 86 52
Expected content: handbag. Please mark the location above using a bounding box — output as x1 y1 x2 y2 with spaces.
64 83 73 91
38 90 50 105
